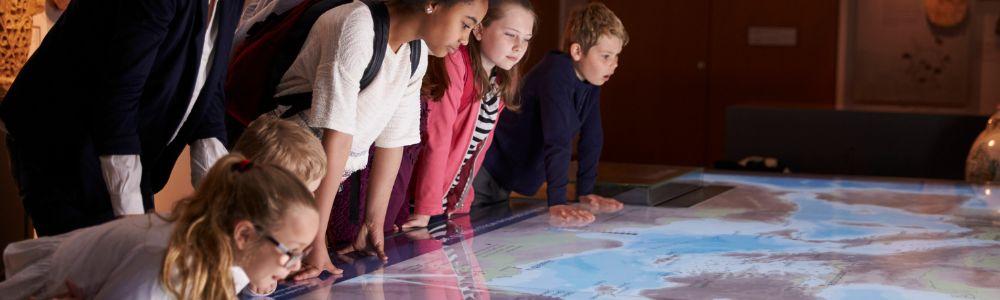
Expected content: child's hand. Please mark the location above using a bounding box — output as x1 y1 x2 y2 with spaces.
401 214 431 229
579 194 624 213
304 249 343 275
337 222 388 260
289 262 324 281
548 205 595 227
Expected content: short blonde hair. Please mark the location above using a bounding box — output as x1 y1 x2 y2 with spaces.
562 2 629 54
233 118 326 184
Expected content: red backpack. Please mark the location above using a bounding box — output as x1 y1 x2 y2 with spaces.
224 0 421 127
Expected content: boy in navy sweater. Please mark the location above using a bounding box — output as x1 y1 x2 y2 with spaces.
478 2 628 225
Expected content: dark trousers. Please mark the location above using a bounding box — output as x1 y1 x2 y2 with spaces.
5 136 116 236
472 168 510 208
326 143 421 243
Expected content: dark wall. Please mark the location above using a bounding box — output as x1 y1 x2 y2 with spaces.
706 0 840 164
594 0 839 167
598 0 712 166
524 0 563 74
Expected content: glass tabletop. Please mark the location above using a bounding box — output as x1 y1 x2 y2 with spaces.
252 171 1000 300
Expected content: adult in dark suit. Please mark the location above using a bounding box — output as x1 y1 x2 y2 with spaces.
0 0 242 236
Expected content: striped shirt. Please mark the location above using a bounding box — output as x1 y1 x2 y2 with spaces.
444 76 501 209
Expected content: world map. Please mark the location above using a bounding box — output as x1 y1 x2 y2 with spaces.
285 173 1000 299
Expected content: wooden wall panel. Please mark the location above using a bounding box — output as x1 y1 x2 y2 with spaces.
584 0 839 167
706 0 839 163
523 0 563 72
598 0 712 166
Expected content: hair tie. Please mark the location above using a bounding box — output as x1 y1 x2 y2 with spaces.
232 159 254 173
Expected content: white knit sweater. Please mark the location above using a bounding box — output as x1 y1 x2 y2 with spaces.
273 1 426 174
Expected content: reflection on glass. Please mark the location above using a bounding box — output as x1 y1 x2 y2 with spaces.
319 215 491 299
261 173 1000 299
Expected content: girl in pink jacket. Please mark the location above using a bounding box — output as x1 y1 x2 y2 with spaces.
397 0 537 228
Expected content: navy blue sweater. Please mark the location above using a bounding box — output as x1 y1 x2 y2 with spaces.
484 51 603 206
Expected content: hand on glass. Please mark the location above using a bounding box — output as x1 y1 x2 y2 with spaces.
548 204 595 227
337 221 388 261
578 194 624 213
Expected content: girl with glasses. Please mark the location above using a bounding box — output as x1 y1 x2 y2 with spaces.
0 154 320 299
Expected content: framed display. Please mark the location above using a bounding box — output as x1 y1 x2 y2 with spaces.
843 0 981 110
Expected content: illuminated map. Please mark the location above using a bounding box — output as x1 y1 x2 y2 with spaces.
284 173 1000 300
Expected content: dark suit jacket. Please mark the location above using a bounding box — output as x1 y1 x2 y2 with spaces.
0 0 242 203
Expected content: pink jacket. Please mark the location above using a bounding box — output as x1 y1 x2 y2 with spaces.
412 46 504 215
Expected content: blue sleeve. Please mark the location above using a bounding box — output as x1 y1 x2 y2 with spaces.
94 0 176 155
576 90 603 197
192 73 229 145
539 83 578 206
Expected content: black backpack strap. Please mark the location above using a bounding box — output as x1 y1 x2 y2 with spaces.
364 1 422 86
276 93 313 119
360 0 389 91
408 40 422 77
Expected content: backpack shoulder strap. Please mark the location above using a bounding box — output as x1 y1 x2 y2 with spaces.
408 40 422 78
360 0 389 91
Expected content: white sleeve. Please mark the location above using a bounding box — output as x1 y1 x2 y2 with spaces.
305 8 375 136
190 138 228 188
99 155 145 216
0 236 62 299
374 42 427 148
92 248 172 300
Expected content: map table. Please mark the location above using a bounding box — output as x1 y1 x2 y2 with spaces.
260 171 1000 300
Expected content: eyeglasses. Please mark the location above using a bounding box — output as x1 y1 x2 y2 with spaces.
256 227 311 268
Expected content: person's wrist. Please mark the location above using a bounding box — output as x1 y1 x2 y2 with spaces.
363 219 384 231
109 192 145 216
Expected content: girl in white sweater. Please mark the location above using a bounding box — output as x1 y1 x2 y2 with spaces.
268 0 488 274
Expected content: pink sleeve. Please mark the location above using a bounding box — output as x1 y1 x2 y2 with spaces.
412 50 469 215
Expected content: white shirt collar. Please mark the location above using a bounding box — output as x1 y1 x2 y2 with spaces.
231 266 251 293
